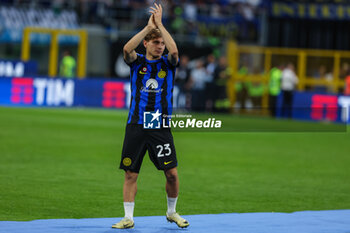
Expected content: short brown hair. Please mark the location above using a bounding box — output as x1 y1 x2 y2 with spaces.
144 29 162 41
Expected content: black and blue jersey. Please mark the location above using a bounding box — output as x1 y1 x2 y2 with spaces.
126 53 177 124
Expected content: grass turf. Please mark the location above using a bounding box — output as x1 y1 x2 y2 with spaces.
0 107 349 221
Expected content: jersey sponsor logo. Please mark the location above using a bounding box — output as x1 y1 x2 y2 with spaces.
139 67 147 75
146 79 158 89
157 70 166 78
141 79 162 93
144 109 162 129
123 157 132 166
164 161 173 165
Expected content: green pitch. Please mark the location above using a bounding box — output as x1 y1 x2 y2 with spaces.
0 107 349 221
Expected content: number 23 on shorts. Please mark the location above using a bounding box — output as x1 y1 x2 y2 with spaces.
156 143 171 157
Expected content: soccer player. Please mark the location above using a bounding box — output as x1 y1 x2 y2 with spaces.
112 3 189 229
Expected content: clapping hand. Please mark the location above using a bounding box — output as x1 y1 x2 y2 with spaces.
147 14 156 30
149 3 163 27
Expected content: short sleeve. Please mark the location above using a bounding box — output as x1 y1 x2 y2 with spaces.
124 53 143 68
163 54 180 69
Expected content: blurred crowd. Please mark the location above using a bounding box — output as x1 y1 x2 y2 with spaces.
175 53 232 112
0 0 261 41
79 0 261 42
175 53 296 114
0 0 261 19
176 53 350 115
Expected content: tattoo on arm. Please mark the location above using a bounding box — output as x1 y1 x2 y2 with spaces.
168 53 178 66
124 50 137 64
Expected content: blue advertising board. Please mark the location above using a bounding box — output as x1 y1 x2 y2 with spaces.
0 77 130 108
0 77 349 124
277 91 350 124
0 59 38 77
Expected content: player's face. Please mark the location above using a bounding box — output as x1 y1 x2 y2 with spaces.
145 37 165 59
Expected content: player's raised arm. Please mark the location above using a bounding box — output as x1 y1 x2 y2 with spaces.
123 14 157 64
150 3 179 66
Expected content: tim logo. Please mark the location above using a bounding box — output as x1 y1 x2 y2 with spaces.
11 78 34 104
143 109 162 129
102 82 125 108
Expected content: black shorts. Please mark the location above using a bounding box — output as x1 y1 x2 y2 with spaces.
120 124 177 173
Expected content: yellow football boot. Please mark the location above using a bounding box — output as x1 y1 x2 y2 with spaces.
112 217 134 229
166 212 190 228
